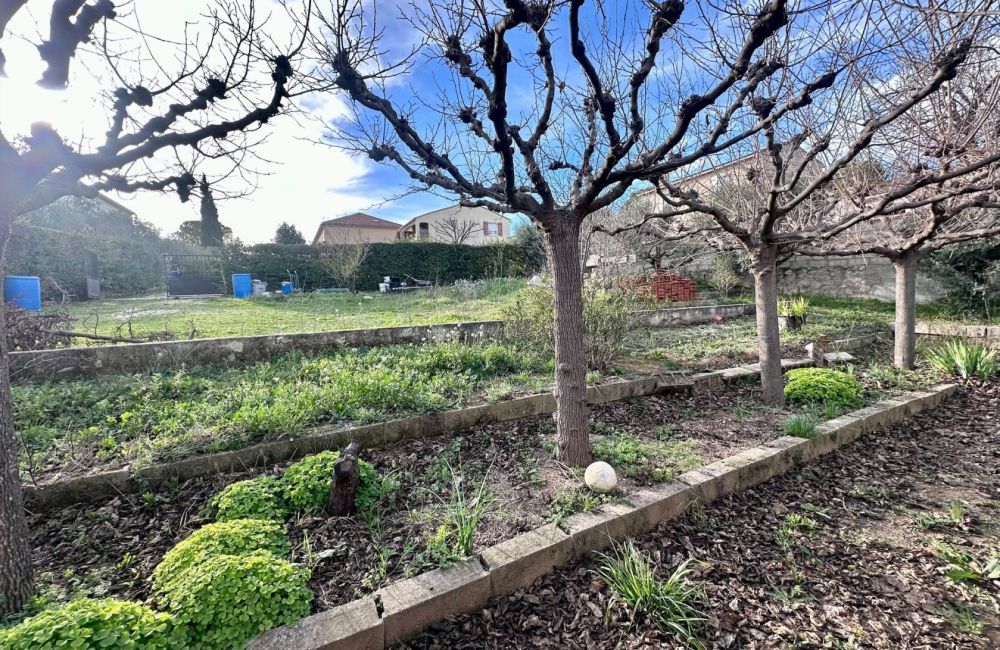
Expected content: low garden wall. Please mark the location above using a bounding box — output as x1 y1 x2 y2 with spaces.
249 383 958 649
22 358 813 511
639 302 754 326
9 320 505 381
11 303 758 382
913 321 1000 347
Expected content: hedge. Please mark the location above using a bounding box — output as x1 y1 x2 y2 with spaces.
222 241 530 291
6 223 201 300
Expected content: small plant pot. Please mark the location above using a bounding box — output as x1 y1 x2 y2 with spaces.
779 315 805 331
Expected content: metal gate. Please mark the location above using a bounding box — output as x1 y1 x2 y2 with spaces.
164 254 225 297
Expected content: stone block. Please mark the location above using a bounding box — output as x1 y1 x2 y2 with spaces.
376 558 489 645
248 597 382 650
562 506 632 556
617 481 692 533
481 524 572 597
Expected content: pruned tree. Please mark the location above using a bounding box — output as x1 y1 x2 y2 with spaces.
200 175 225 248
0 0 311 615
319 234 371 292
636 0 999 402
308 0 887 463
794 11 1000 369
434 216 478 244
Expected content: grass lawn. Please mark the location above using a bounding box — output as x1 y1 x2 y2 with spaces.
58 278 528 340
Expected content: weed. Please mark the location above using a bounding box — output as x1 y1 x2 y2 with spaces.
775 514 817 553
930 541 1000 583
549 488 615 525
783 414 817 438
943 604 984 636
423 462 495 566
913 512 947 532
595 540 706 648
592 428 701 482
947 502 966 524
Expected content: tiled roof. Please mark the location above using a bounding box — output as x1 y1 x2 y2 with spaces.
318 213 401 229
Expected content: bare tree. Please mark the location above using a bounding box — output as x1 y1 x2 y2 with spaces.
308 0 890 463
638 1 999 403
319 232 371 292
793 5 1000 369
434 216 478 244
0 0 311 615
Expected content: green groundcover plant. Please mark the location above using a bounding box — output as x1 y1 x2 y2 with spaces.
281 450 379 513
211 476 289 522
152 519 289 595
0 598 187 649
156 550 312 650
783 368 863 408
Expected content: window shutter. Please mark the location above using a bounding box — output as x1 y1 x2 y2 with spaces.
497 222 503 237
482 221 488 236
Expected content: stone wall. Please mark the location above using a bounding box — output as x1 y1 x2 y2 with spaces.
675 252 944 304
10 320 504 382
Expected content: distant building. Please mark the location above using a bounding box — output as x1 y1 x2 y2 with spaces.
397 205 512 245
311 213 401 245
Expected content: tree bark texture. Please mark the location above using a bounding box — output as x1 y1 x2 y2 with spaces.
752 244 785 405
0 219 33 615
546 219 592 467
893 254 919 370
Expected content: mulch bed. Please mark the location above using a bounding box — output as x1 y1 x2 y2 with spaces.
27 381 785 614
399 380 1000 649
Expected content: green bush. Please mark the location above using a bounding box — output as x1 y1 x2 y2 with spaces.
783 368 863 408
925 339 998 379
152 519 289 595
281 450 379 513
211 476 288 522
157 550 312 650
926 236 1000 319
503 284 637 371
0 598 186 649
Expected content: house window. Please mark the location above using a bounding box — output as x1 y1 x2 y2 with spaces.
484 222 501 237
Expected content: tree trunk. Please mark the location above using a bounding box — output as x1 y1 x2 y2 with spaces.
0 219 33 615
546 219 592 467
893 253 919 370
752 244 784 405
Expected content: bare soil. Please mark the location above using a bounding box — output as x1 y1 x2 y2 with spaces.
27 381 788 614
398 380 1000 650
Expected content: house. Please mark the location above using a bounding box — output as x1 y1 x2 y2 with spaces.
396 205 512 245
311 213 401 245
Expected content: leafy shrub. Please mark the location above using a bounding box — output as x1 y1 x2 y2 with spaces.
595 540 706 647
0 598 186 650
211 476 288 522
281 450 378 513
707 253 742 298
503 284 637 371
783 368 863 408
157 550 312 650
926 236 1000 319
152 519 289 595
925 339 998 379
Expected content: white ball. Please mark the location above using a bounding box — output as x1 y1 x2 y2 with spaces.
584 461 618 493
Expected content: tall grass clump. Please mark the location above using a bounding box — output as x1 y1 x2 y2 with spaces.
925 339 998 379
595 539 706 648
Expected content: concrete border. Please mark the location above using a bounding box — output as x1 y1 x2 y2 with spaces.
639 302 754 327
12 303 757 382
10 320 505 382
913 321 1000 347
249 383 957 650
25 360 808 511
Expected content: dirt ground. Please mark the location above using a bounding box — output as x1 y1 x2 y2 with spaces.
398 380 1000 650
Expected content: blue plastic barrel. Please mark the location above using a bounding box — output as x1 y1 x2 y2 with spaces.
232 274 253 299
4 276 42 312
281 281 293 295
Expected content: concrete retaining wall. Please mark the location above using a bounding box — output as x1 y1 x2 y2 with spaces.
914 321 1000 347
10 321 505 382
22 359 813 512
249 383 957 650
639 303 755 327
12 304 759 382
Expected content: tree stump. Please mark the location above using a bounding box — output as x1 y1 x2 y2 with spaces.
327 441 361 516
